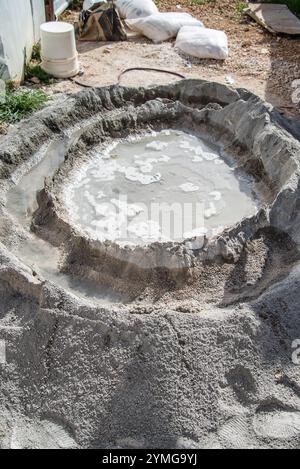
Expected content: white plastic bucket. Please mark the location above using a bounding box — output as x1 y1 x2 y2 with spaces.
40 22 79 78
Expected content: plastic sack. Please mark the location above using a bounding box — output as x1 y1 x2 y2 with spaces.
79 3 127 41
176 26 229 60
115 0 158 19
127 12 203 43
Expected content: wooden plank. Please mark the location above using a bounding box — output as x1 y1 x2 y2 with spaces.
246 3 300 35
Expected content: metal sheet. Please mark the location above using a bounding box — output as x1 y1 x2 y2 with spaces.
247 3 300 35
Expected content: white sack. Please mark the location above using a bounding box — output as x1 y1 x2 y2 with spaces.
176 26 229 60
115 0 158 19
127 12 203 43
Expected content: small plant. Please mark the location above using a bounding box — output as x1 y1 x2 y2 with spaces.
31 42 42 62
5 80 17 92
235 1 248 19
25 63 53 85
0 89 50 125
236 2 248 15
25 42 53 85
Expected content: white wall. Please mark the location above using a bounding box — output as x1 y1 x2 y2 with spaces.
0 0 46 81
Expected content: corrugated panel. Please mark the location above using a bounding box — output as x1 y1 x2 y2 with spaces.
31 0 47 41
0 0 46 80
54 0 72 17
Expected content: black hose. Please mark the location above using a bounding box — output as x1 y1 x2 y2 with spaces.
117 67 186 82
70 67 186 88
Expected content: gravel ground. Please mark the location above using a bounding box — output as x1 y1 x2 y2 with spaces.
38 0 299 120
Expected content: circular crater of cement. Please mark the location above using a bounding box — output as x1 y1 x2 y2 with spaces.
2 79 300 301
30 99 274 288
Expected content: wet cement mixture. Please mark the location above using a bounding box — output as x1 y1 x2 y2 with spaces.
1 80 300 448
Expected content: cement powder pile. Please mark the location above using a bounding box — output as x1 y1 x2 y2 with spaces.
0 80 300 449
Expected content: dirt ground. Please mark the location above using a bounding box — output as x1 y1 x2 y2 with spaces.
24 0 299 121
